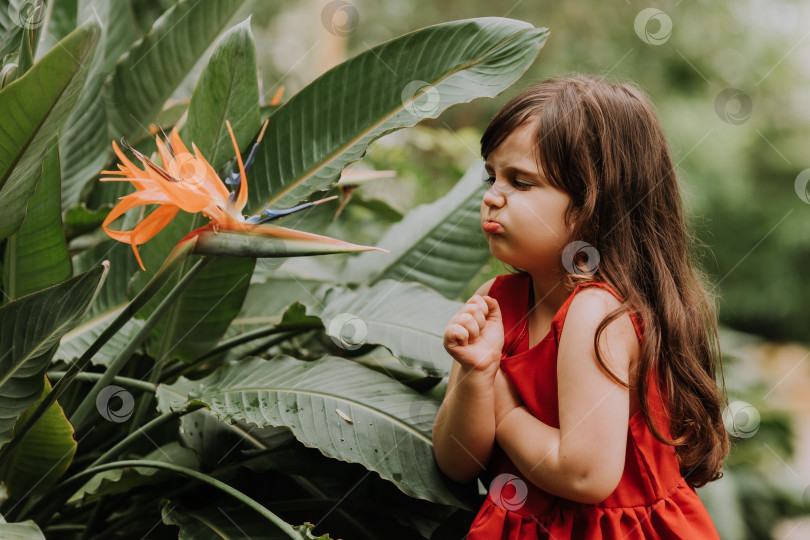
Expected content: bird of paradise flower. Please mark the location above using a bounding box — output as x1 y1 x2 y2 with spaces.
101 119 386 270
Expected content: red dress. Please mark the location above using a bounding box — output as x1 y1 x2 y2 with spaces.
467 273 720 539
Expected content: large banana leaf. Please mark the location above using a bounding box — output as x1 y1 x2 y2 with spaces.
0 263 108 448
105 0 246 140
156 355 477 509
0 377 76 499
318 280 461 376
3 140 71 300
342 161 491 299
59 0 140 210
246 17 548 213
182 16 260 170
0 19 100 240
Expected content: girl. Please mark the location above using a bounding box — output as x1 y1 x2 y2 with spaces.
432 74 729 538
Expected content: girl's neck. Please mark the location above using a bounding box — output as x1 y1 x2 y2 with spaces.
527 271 572 320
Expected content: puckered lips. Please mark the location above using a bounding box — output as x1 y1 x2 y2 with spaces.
482 218 503 234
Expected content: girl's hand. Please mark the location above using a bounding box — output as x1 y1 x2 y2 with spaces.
444 295 504 374
494 368 523 426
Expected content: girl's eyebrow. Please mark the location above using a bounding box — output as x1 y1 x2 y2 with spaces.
484 163 541 180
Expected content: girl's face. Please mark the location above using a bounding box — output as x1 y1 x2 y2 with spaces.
481 121 573 275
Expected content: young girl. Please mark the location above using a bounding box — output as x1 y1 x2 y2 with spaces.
432 74 730 538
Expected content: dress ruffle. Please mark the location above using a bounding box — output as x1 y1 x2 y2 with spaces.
468 479 718 540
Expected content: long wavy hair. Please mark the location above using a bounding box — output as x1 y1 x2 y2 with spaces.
481 74 729 488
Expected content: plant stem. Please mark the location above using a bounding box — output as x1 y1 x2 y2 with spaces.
48 460 303 538
163 326 313 381
69 257 211 432
46 371 157 393
89 406 203 468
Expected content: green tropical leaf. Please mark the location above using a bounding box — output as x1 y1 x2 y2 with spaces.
54 240 143 366
342 161 490 299
179 408 294 470
0 377 76 499
156 355 477 509
67 442 198 505
246 17 548 213
105 0 246 140
3 139 71 300
36 0 77 58
0 519 46 539
58 2 110 211
182 16 260 170
0 19 100 240
0 263 108 448
63 203 110 240
318 280 460 376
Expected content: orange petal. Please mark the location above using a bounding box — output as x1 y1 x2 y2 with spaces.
104 205 180 271
155 137 175 172
108 187 173 218
190 142 230 201
131 204 179 245
128 205 179 270
111 141 147 178
270 86 284 106
169 127 190 156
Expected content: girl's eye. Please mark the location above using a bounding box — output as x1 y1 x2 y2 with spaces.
512 179 532 190
483 176 496 187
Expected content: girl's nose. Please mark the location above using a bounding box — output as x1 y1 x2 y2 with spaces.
483 180 506 207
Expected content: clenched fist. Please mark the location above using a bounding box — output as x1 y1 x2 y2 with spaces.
444 295 504 374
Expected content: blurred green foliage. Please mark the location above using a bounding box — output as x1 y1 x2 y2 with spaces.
254 0 810 344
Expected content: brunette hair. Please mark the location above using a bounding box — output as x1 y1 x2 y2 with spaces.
481 74 729 488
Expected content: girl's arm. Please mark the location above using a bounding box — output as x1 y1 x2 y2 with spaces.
494 288 639 504
432 278 503 483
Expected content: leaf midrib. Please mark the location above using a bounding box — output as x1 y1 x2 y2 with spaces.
260 26 540 211
170 386 433 445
